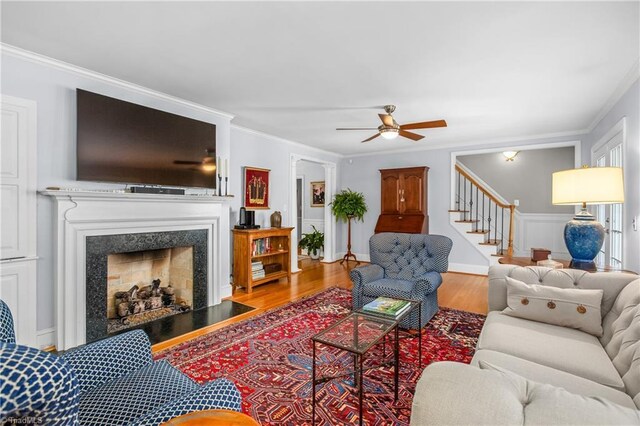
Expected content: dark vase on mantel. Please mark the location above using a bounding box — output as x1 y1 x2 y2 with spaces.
270 211 282 228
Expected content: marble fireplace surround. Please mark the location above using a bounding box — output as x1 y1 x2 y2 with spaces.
86 229 208 343
42 190 231 350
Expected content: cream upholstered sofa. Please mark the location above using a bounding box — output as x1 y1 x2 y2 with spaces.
411 265 640 425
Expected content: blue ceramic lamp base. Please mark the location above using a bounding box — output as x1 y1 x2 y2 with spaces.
564 208 605 263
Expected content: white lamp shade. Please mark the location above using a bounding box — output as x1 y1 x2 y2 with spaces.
552 167 624 205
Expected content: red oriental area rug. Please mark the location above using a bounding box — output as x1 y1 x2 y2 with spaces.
154 287 485 425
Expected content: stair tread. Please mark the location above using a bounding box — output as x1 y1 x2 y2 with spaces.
448 210 469 213
455 220 479 223
467 230 489 234
479 241 501 246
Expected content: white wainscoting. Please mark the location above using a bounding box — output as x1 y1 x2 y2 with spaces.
513 212 572 258
301 219 324 235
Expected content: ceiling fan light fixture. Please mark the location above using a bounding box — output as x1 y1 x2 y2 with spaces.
503 151 519 161
380 128 399 140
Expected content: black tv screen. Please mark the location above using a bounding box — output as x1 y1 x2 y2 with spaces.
77 89 217 189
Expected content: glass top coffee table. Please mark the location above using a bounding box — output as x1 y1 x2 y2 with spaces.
311 299 421 426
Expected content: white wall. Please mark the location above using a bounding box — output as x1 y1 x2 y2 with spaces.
582 78 640 273
337 135 585 271
458 147 575 214
228 127 340 230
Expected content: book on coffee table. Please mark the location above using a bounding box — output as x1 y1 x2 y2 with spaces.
362 297 411 318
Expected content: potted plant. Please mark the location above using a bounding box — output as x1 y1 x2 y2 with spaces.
299 225 324 259
330 188 367 264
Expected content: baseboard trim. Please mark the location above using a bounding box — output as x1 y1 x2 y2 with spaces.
448 263 489 276
36 327 56 350
335 252 371 263
220 284 233 300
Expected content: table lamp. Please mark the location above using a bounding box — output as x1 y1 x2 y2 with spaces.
552 166 624 263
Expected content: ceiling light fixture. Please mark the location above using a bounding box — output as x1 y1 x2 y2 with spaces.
380 128 399 140
503 151 519 161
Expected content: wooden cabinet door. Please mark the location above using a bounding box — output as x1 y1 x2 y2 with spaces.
381 172 401 214
400 169 425 214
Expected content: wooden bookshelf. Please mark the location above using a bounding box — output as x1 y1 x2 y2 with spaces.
232 227 293 294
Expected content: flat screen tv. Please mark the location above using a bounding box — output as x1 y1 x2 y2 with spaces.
76 89 217 189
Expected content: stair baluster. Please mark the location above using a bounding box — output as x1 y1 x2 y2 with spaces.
453 164 515 258
463 175 467 221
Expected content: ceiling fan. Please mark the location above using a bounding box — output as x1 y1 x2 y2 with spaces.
173 149 216 172
336 105 447 143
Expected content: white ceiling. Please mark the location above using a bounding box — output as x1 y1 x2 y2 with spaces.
2 2 638 155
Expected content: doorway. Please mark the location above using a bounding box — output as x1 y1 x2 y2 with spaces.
289 155 337 272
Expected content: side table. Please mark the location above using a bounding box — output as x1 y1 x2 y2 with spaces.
498 256 637 274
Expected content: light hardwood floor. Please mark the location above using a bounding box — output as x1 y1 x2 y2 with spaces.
151 260 487 352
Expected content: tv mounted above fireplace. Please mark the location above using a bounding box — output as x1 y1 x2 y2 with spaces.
76 89 217 189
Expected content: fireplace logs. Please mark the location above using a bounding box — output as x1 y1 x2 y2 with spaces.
114 279 188 321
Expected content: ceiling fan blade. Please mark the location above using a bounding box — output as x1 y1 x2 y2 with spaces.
400 119 447 130
378 114 394 126
361 133 380 143
336 127 378 130
399 130 425 141
173 160 202 165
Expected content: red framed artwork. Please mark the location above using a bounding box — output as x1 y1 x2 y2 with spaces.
244 167 270 209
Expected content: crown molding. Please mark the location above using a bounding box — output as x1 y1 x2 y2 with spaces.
586 59 640 133
0 43 235 120
230 124 343 158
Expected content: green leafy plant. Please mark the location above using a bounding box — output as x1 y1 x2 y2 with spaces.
330 188 367 222
299 225 324 257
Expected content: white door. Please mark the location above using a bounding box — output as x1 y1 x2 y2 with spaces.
0 95 38 346
592 130 624 268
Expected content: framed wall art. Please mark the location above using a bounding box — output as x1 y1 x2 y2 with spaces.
243 167 270 209
310 181 325 207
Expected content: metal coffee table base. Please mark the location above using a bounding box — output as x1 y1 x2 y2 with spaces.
311 325 399 426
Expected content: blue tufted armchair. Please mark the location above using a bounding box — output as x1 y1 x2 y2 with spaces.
0 299 242 425
350 233 453 328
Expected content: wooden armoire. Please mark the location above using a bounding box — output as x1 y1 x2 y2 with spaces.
374 166 429 234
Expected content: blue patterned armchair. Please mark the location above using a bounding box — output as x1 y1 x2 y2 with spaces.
0 299 242 425
350 233 453 328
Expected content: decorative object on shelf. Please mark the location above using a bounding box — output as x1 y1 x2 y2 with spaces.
270 211 282 228
243 167 270 209
552 166 624 264
310 181 325 207
331 188 367 265
224 158 229 196
536 255 563 269
299 225 324 260
216 157 222 197
530 248 551 262
502 151 519 161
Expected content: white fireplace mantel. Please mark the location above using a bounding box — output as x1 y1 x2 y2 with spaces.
42 190 232 350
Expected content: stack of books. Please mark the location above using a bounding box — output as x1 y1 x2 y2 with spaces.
251 238 272 256
251 261 265 280
362 297 411 318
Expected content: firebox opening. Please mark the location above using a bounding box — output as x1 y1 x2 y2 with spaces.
107 246 194 334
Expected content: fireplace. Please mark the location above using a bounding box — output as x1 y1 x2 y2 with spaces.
86 230 208 343
44 190 231 350
106 246 194 334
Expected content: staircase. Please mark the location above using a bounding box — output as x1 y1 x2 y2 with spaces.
449 164 515 266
